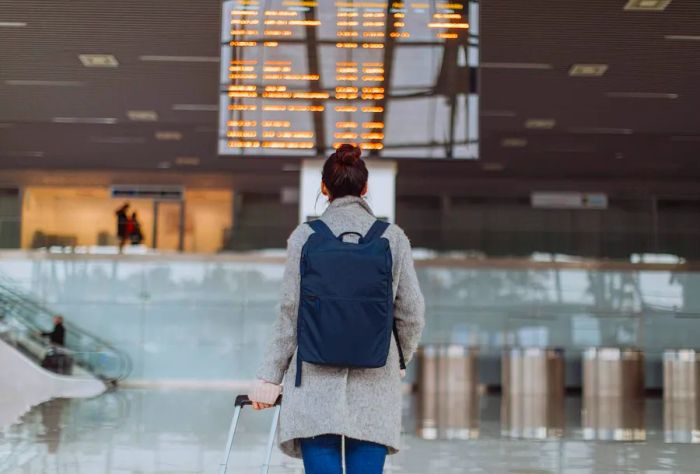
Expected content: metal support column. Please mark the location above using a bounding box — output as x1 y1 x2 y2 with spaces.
178 200 185 252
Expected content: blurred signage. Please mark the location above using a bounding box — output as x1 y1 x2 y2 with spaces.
219 0 479 159
110 185 184 201
531 192 608 210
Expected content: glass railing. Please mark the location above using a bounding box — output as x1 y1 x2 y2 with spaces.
0 277 132 382
0 251 698 385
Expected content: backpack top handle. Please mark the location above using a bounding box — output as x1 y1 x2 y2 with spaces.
337 231 365 243
307 219 390 244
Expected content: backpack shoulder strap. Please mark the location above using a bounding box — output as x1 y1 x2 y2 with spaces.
363 219 390 243
305 219 335 239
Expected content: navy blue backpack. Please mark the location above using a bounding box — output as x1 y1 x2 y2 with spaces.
295 218 406 386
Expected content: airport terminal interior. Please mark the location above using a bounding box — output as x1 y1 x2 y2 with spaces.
1 0 700 473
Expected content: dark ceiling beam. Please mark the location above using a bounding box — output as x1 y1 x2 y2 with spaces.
369 1 400 158
304 6 326 155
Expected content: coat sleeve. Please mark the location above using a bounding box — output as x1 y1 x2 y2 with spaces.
393 230 426 365
256 225 308 384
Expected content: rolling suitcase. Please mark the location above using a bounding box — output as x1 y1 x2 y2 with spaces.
219 394 282 474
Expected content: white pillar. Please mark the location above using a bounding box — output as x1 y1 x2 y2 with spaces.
299 159 397 223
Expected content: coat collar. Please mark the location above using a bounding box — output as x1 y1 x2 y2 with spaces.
323 195 375 217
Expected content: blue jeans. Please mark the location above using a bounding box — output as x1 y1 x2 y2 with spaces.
300 434 387 474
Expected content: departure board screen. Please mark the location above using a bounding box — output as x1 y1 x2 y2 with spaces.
219 1 479 159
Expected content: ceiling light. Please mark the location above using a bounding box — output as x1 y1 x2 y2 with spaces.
482 163 505 171
481 62 552 70
5 79 84 86
568 126 633 135
569 64 608 76
79 54 119 67
501 138 527 147
0 21 27 27
481 110 516 117
139 55 219 63
172 104 217 111
2 150 44 158
525 118 556 129
624 0 671 11
175 156 200 166
127 110 159 121
52 117 117 124
155 131 183 141
157 161 172 169
665 35 700 41
606 92 679 99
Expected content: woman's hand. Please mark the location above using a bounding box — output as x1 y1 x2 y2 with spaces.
248 379 282 410
251 401 274 410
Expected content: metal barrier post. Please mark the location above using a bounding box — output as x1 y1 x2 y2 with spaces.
501 347 565 439
416 344 479 440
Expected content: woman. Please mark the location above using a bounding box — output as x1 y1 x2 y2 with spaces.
249 144 425 473
115 203 130 252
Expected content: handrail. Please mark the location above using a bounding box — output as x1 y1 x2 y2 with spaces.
0 276 132 382
0 248 698 272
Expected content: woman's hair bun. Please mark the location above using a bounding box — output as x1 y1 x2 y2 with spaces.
322 143 368 200
335 143 361 165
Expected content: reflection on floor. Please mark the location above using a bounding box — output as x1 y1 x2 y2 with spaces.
0 389 698 473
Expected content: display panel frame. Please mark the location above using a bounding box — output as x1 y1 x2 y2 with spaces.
218 0 479 160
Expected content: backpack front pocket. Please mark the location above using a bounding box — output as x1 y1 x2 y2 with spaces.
298 295 391 368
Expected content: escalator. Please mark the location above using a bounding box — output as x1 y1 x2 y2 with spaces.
0 277 131 383
0 276 132 427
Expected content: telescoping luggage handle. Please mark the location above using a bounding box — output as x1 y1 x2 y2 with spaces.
219 394 283 474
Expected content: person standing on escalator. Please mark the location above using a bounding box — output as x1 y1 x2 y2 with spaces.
40 315 71 375
41 315 65 347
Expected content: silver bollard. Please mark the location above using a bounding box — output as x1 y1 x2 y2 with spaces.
416 344 479 440
501 347 565 439
664 349 700 400
501 393 565 439
663 349 700 443
582 395 646 441
664 398 700 444
582 347 646 441
502 347 564 397
583 347 645 398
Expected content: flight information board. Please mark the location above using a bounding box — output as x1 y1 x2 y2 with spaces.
219 1 479 159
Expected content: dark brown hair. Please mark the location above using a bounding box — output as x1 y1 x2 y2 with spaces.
322 144 368 201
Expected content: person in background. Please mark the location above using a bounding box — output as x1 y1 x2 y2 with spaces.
40 315 71 374
129 212 144 245
41 315 65 347
115 203 130 252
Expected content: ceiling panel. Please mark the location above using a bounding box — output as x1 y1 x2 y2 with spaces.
0 0 698 183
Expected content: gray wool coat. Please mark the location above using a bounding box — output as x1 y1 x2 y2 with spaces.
257 195 425 458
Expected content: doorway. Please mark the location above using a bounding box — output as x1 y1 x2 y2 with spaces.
152 200 184 251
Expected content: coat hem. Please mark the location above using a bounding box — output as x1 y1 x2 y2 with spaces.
279 430 400 459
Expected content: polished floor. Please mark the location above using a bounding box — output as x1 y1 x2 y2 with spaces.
1 389 699 474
